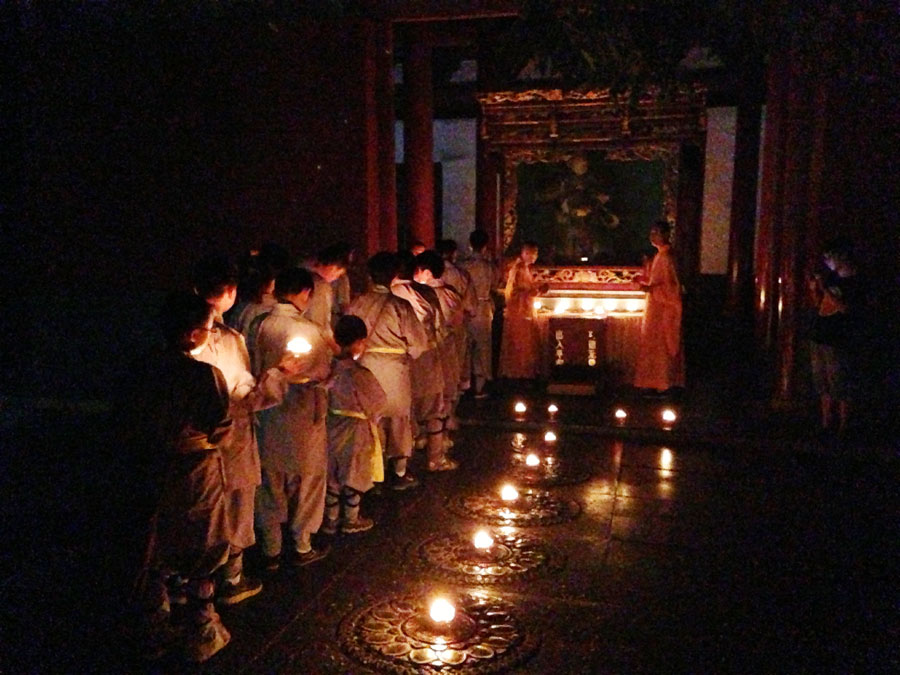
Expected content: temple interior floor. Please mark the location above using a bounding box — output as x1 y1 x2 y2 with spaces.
0 385 897 673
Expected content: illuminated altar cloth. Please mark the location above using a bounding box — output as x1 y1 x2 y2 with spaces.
529 266 645 391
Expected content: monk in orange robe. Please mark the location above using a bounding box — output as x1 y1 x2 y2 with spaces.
499 242 547 379
633 222 685 393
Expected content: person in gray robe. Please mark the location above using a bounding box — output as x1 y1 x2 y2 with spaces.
460 230 500 398
392 252 449 470
299 244 349 341
439 239 477 402
323 315 387 534
253 267 335 570
414 250 464 466
128 291 233 662
348 252 429 490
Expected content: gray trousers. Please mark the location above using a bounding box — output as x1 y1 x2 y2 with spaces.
255 467 325 556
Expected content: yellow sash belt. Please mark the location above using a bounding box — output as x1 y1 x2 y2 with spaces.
366 347 406 355
329 408 384 483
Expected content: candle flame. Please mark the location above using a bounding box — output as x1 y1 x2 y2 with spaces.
614 408 627 420
429 598 455 624
473 530 494 549
547 403 559 414
525 453 540 466
544 430 557 443
286 337 312 355
514 401 527 414
500 484 519 501
533 300 543 310
661 408 677 423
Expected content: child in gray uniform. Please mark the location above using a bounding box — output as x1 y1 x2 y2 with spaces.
324 315 387 534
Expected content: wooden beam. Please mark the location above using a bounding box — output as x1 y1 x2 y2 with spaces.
373 0 519 22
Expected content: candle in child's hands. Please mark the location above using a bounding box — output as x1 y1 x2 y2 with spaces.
286 337 312 355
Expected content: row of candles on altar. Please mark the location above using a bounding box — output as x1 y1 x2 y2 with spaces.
513 400 678 427
533 296 645 316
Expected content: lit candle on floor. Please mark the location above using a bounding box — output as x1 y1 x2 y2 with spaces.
614 408 627 422
543 430 557 443
286 337 312 355
547 403 559 419
514 401 527 415
660 448 674 470
661 408 677 424
473 530 494 550
525 453 540 467
429 598 455 624
500 484 519 501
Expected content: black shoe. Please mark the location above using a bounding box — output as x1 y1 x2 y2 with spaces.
261 554 280 574
289 546 329 567
218 575 263 606
341 516 375 534
389 472 420 491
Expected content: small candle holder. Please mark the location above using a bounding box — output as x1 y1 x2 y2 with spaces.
547 403 559 421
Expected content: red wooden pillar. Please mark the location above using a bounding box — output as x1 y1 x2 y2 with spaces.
772 58 814 402
375 20 398 252
754 47 790 354
476 128 500 253
404 27 435 248
361 20 382 258
675 142 705 293
724 97 762 317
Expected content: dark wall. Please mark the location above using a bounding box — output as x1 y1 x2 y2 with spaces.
2 5 374 398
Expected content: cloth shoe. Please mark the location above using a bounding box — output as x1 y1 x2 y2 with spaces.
261 554 281 574
217 575 262 606
389 472 420 491
290 546 329 567
341 516 375 534
427 457 459 472
182 608 230 663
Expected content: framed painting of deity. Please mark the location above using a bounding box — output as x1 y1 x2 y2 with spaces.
505 147 676 265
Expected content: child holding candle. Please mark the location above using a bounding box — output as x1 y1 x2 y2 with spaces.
253 267 336 570
191 254 304 605
323 315 387 534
